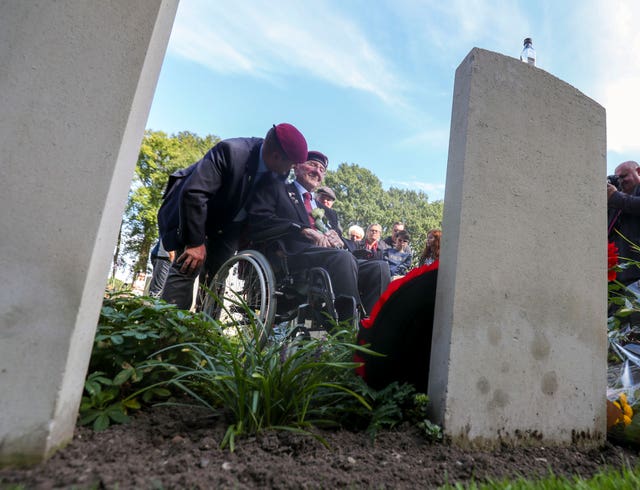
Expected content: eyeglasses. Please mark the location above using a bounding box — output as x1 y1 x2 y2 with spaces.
399 239 410 243
369 229 381 234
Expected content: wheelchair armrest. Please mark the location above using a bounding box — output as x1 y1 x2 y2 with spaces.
249 222 302 244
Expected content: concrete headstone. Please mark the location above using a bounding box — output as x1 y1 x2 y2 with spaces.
429 48 607 448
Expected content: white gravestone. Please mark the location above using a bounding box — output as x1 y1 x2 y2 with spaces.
429 48 607 448
0 0 178 465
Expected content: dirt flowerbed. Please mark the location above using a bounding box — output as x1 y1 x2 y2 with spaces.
2 405 639 489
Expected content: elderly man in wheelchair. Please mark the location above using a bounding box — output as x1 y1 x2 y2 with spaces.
201 151 390 343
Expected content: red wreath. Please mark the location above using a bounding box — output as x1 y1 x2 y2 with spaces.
353 261 439 386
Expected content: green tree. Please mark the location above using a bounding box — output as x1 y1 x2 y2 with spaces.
122 130 220 275
323 163 443 254
385 187 443 256
324 163 388 231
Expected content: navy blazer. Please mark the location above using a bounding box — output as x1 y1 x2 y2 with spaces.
248 175 313 254
248 175 340 254
158 137 263 250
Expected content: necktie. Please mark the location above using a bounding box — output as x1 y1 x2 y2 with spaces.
303 192 315 229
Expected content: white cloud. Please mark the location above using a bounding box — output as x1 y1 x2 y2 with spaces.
388 180 446 200
602 77 640 154
169 21 256 75
169 0 405 105
398 128 450 149
585 0 640 153
395 0 530 58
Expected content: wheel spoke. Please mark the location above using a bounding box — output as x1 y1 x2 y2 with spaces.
201 251 276 348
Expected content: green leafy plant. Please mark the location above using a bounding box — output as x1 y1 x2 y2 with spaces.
155 306 375 450
338 381 442 440
79 371 133 431
79 292 219 430
82 290 443 446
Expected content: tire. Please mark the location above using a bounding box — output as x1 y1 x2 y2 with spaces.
201 250 277 347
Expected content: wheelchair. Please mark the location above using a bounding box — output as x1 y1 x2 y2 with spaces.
200 245 358 347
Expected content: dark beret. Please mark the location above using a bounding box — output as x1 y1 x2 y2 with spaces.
307 150 329 169
274 123 308 164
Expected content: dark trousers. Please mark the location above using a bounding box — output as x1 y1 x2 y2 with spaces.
148 257 171 297
357 259 391 315
161 235 238 310
286 248 390 315
286 247 360 305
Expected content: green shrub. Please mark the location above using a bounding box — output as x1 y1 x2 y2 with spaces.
79 292 219 431
80 292 442 448
156 311 377 450
154 300 441 450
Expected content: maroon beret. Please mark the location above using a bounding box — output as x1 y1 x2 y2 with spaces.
307 150 329 169
273 123 308 164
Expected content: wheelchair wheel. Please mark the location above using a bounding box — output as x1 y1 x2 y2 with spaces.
201 250 277 346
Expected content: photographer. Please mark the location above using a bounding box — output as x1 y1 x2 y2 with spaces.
608 161 640 287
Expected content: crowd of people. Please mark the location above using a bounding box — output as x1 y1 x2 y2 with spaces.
152 123 442 317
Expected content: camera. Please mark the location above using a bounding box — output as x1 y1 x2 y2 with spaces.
608 174 621 190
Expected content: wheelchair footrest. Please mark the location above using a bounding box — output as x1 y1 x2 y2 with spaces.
306 268 338 324
334 295 358 328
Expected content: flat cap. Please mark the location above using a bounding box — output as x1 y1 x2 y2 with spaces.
307 150 329 169
315 186 336 200
274 123 308 164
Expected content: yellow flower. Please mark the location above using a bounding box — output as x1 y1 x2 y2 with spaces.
614 393 634 426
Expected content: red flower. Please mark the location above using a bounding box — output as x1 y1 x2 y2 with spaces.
608 242 619 282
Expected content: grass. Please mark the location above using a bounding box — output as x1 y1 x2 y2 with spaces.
440 464 640 489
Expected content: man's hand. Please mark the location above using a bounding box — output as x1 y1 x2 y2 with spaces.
301 228 345 248
301 228 332 247
325 229 344 249
178 244 206 274
608 183 618 200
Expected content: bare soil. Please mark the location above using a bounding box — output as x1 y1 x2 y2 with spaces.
1 405 639 489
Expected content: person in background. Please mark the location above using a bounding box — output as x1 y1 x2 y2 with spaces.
383 221 412 254
159 123 308 310
362 223 390 259
384 229 412 279
148 239 174 297
608 160 640 288
314 185 342 234
419 229 441 266
348 225 364 241
345 224 364 252
315 186 336 209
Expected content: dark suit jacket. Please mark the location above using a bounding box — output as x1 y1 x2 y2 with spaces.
248 175 323 253
318 203 341 234
158 137 263 250
609 185 640 285
247 177 347 258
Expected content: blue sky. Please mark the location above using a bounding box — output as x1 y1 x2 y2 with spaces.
146 0 640 201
